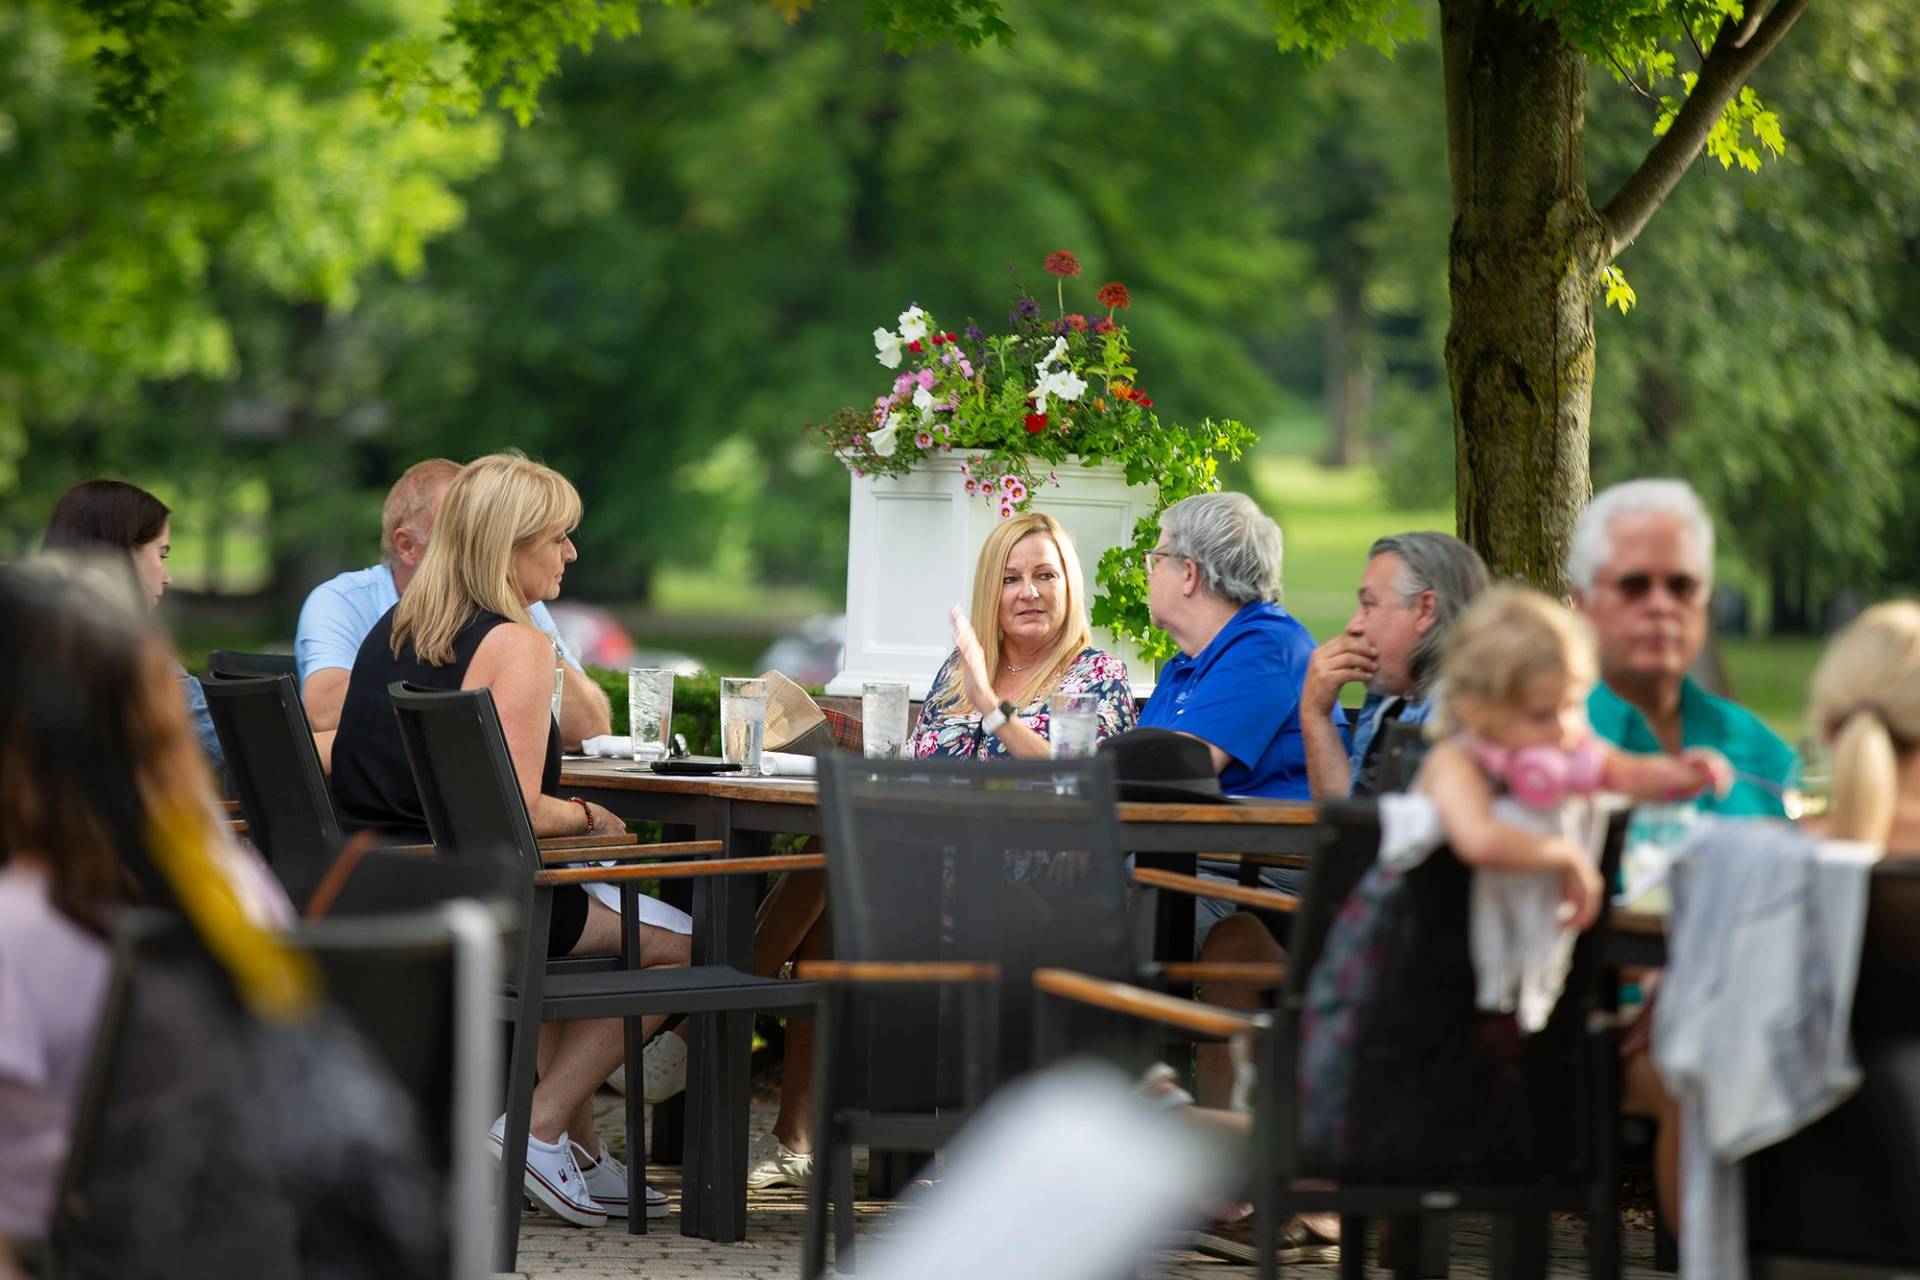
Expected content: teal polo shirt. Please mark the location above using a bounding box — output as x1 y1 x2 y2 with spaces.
1588 677 1795 818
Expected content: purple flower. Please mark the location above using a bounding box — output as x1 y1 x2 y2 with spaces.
893 373 914 396
1007 480 1028 502
916 369 935 391
915 431 934 449
854 467 866 478
1016 296 1041 319
966 323 985 344
959 358 974 378
1052 319 1070 335
1000 474 1019 493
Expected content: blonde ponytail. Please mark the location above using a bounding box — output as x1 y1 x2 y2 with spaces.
1810 601 1920 846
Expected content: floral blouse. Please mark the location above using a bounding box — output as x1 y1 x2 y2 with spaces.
911 646 1137 760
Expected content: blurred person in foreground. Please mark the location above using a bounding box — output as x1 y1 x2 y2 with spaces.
1621 599 1920 1231
296 457 608 766
40 479 224 780
1571 478 1793 814
0 556 290 1249
915 511 1137 758
328 451 689 1227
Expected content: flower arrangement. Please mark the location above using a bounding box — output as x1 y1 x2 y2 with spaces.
809 252 1257 659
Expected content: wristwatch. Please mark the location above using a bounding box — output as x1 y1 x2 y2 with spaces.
981 699 1018 735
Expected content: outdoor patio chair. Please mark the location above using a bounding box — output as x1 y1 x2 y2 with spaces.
51 903 500 1279
386 681 823 1271
802 754 1172 1277
199 671 345 910
1745 858 1920 1277
1248 799 1630 1280
206 649 300 681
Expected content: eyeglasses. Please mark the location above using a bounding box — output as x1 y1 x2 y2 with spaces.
1602 572 1703 604
1141 549 1177 576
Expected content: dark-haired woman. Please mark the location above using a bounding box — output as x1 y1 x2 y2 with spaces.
41 479 223 778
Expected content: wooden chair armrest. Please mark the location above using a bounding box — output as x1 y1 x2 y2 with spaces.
537 832 641 851
1190 851 1308 870
221 799 243 816
537 838 724 866
1612 910 1665 936
794 960 1000 985
533 852 825 886
382 843 436 857
1150 961 1289 989
1131 867 1298 913
229 819 248 836
1032 968 1269 1039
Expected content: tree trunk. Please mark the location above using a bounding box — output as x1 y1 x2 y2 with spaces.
1441 0 1607 593
1320 249 1371 467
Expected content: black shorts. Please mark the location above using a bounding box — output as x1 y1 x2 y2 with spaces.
547 885 590 958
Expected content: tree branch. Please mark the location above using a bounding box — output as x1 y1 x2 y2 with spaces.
1733 3 1768 47
1598 0 1811 258
1607 50 1659 103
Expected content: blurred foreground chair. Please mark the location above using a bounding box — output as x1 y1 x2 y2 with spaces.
803 754 1181 1277
52 901 500 1279
387 682 822 1270
1744 859 1920 1277
206 649 299 681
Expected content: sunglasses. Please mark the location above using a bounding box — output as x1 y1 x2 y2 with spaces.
1603 572 1703 604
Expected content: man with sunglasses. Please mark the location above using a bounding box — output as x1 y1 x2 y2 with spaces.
1570 479 1793 816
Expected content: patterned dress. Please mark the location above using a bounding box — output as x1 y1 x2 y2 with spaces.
911 646 1137 761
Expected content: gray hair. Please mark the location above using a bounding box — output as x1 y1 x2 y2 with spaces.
1369 531 1490 694
1158 491 1283 606
1568 479 1715 595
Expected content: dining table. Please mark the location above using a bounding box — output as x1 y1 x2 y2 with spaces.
555 757 1318 1240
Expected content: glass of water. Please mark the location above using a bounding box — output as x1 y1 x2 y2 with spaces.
720 677 768 776
549 651 566 724
627 668 675 763
862 682 910 759
1048 692 1101 760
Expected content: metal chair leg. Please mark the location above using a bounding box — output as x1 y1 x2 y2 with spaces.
492 892 553 1274
1338 1215 1368 1280
802 991 838 1279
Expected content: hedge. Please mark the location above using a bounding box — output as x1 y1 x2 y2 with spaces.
585 666 723 754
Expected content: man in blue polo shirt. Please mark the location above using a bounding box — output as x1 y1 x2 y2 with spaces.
1570 478 1794 815
296 458 608 755
1137 491 1328 800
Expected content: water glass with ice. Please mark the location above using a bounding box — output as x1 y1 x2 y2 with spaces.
862 682 910 759
1048 693 1100 760
627 668 675 763
720 677 768 776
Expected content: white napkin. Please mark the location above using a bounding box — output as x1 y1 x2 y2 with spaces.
580 735 633 758
759 752 818 777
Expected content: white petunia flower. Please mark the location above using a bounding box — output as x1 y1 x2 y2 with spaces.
869 419 900 457
874 328 903 369
898 306 928 343
1036 337 1068 371
912 385 935 415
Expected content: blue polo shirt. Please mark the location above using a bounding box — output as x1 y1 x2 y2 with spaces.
1588 676 1794 818
295 563 578 685
1138 600 1329 799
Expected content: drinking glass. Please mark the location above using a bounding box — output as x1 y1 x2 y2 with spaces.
627 668 675 763
862 681 910 759
549 659 566 724
1048 692 1101 760
720 677 768 776
1791 734 1833 821
1618 802 1698 910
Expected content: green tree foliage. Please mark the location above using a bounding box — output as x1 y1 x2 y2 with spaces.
0 0 497 545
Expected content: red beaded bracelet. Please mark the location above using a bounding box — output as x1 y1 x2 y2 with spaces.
570 795 595 835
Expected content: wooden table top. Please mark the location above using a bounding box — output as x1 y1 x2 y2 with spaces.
558 757 1317 825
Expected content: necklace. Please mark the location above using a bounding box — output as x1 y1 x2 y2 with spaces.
1005 660 1029 673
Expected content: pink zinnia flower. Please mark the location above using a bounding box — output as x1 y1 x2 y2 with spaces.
915 431 934 448
1007 480 1028 502
965 478 978 494
1001 474 1019 493
999 500 1015 519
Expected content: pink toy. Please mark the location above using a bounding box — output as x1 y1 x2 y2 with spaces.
1473 736 1607 808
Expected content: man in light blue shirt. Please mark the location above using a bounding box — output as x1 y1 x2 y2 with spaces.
1299 531 1489 799
297 459 608 749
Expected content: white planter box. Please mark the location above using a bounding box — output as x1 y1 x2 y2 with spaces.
827 457 1158 700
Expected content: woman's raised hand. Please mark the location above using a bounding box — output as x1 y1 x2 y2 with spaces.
950 605 998 716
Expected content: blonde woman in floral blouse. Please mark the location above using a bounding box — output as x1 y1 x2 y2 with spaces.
912 511 1136 760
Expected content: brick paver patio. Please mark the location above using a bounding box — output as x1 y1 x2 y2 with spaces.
498 1095 1664 1279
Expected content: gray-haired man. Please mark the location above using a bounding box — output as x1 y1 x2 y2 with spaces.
1300 531 1489 798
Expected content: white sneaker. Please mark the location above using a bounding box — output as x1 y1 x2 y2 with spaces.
608 1064 627 1095
570 1139 670 1220
641 1033 688 1104
487 1116 607 1228
744 1132 814 1190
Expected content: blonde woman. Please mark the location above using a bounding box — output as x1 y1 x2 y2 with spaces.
330 451 690 1229
912 511 1136 760
1810 601 1920 849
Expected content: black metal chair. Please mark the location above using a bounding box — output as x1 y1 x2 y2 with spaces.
385 681 822 1271
802 754 1153 1277
52 905 497 1279
198 672 343 910
1246 799 1629 1280
1745 859 1920 1277
206 649 300 681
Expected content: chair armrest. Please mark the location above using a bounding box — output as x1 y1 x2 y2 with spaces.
795 960 1000 985
1032 968 1269 1039
538 832 641 851
1132 867 1298 913
221 799 242 816
1189 851 1308 870
1148 961 1289 989
532 852 825 886
537 838 723 866
382 842 436 857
